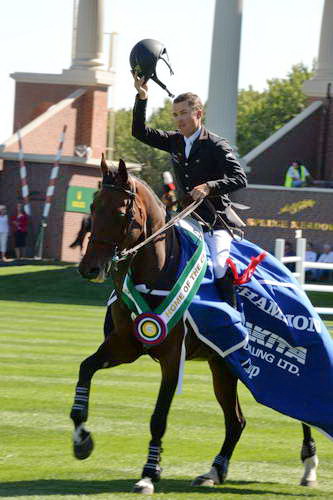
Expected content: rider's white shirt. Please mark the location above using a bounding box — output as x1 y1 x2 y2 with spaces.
184 128 201 158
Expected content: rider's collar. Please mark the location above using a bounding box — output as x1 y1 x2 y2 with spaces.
184 127 201 145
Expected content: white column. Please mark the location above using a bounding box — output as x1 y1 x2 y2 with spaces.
206 0 243 146
107 33 118 160
303 0 333 97
71 0 104 70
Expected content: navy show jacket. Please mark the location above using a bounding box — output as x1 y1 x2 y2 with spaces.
132 96 247 229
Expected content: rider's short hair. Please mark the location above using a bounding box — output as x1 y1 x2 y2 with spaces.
173 92 203 112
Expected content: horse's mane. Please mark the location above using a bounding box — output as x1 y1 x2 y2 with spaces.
133 175 166 211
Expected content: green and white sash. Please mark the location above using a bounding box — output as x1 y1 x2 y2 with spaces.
122 218 207 345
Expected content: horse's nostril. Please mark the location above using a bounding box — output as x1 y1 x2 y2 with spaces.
79 266 100 279
89 268 100 278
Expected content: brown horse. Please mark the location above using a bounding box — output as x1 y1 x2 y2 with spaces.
70 158 318 494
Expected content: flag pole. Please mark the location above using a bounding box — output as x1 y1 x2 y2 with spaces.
34 125 67 259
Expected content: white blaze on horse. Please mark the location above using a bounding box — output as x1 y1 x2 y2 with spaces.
70 157 321 494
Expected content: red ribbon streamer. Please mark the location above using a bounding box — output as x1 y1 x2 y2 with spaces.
226 251 268 285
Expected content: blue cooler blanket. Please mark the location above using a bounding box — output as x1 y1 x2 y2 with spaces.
176 224 333 439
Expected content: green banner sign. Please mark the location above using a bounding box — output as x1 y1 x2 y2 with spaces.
65 186 96 213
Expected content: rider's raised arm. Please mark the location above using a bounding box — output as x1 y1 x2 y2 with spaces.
132 95 175 152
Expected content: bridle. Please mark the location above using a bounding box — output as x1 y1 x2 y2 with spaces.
111 198 204 266
89 177 204 272
89 179 138 260
102 180 137 225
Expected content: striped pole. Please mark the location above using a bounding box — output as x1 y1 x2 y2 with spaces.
17 129 31 216
34 125 67 259
43 124 67 219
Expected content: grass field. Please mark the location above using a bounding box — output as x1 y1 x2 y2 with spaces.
0 262 333 500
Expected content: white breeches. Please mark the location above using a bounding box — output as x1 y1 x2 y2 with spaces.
0 232 8 253
204 230 233 279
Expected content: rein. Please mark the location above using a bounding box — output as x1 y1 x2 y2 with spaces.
95 178 203 269
93 177 243 269
112 198 204 266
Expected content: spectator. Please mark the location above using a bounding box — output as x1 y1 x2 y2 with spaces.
11 203 29 259
313 244 333 281
0 205 9 261
305 241 318 281
161 171 178 214
284 160 312 187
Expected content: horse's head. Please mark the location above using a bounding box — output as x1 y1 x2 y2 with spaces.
79 156 147 282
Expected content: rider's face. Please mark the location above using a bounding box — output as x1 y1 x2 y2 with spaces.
172 101 202 138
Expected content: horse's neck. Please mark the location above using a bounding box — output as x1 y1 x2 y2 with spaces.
132 229 178 290
131 184 178 288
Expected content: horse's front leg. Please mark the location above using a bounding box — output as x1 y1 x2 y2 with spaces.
133 338 182 494
300 423 318 487
70 332 141 460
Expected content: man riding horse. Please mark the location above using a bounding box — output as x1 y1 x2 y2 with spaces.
130 39 247 308
68 41 332 494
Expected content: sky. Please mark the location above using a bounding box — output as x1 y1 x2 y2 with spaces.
0 0 324 143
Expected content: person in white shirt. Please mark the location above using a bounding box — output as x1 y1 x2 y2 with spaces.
0 205 9 261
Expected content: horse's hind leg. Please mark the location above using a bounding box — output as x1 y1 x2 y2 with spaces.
70 334 140 460
193 356 246 487
300 423 318 487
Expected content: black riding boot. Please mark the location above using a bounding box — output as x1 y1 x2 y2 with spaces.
215 269 237 308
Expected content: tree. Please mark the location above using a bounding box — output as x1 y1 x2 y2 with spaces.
236 63 314 156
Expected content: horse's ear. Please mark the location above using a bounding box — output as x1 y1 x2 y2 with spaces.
101 153 109 178
117 158 128 184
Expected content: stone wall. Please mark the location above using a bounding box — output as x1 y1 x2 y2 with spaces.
232 185 333 253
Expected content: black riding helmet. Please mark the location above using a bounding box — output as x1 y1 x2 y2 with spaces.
130 39 175 98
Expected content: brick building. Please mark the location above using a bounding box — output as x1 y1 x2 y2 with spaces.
0 157 101 261
0 0 140 262
7 81 109 159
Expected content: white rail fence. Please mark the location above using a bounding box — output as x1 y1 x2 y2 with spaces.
274 238 333 316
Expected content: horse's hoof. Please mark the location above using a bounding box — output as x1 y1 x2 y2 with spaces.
300 455 318 487
191 475 215 487
133 477 154 494
192 465 225 487
300 479 318 488
73 432 94 460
